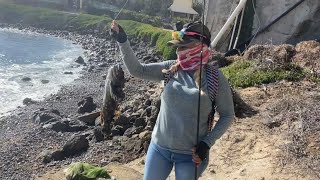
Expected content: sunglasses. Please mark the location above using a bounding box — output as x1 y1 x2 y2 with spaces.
172 31 208 41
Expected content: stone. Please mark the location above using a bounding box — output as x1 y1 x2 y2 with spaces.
39 150 64 164
77 97 97 114
63 135 89 157
262 119 281 129
144 99 152 106
33 112 60 124
75 56 85 64
41 80 49 84
51 109 60 116
111 125 124 137
138 131 151 142
77 111 100 125
124 138 143 152
42 121 69 132
22 77 31 82
93 127 104 142
113 114 130 126
23 98 36 105
64 71 73 75
98 63 108 67
123 126 144 138
68 124 88 132
134 117 146 127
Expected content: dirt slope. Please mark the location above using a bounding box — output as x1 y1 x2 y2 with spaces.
127 82 319 180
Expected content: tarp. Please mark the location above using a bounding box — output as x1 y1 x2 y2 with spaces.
168 0 198 15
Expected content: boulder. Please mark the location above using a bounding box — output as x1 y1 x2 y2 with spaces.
139 131 151 142
123 126 144 138
111 125 124 137
23 98 37 105
41 80 49 84
124 137 143 152
134 117 146 127
39 149 65 164
93 127 104 142
113 114 130 127
22 77 31 82
77 111 100 125
77 97 97 114
42 121 69 132
33 111 60 124
75 56 85 64
63 135 89 157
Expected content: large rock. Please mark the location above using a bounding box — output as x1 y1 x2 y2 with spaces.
63 135 89 157
123 126 144 138
93 127 104 142
39 150 65 164
33 111 61 124
77 97 97 114
23 98 37 105
77 111 100 125
113 114 130 127
124 137 143 152
134 117 146 127
75 56 85 64
42 121 70 132
111 125 124 136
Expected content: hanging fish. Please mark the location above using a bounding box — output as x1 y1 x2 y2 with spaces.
100 64 125 133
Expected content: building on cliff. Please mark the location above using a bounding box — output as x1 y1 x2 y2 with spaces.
168 0 198 19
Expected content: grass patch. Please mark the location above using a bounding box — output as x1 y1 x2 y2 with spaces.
0 2 177 60
118 20 176 60
221 60 305 88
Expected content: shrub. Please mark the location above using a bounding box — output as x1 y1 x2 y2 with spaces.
221 60 305 88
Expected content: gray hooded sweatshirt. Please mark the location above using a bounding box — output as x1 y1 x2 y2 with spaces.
118 40 235 154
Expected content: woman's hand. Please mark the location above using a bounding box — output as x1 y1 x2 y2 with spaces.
192 141 210 167
110 20 127 43
192 148 202 167
111 20 120 34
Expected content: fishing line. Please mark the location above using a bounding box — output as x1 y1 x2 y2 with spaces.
111 0 129 64
113 0 129 20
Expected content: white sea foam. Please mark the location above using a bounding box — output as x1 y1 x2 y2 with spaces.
0 29 84 117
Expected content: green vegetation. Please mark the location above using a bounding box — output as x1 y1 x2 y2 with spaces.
0 2 177 59
64 162 111 180
221 60 305 88
118 20 176 59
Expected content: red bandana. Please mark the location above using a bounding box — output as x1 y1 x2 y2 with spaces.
177 44 210 71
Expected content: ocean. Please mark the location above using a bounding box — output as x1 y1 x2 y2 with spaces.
0 28 84 116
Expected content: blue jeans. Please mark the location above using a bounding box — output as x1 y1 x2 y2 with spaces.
143 142 209 180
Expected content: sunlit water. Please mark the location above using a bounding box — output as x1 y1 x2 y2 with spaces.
0 28 84 117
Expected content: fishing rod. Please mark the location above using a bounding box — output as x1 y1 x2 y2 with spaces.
195 0 206 179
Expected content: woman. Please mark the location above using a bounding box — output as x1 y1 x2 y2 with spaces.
111 20 235 180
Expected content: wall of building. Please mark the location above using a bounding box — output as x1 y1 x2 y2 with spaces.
204 0 320 50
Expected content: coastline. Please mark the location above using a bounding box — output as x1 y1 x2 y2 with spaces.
0 23 163 179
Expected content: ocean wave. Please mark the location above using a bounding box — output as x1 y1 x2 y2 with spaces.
0 32 84 116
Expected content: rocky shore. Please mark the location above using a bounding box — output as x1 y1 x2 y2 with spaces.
0 23 164 179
